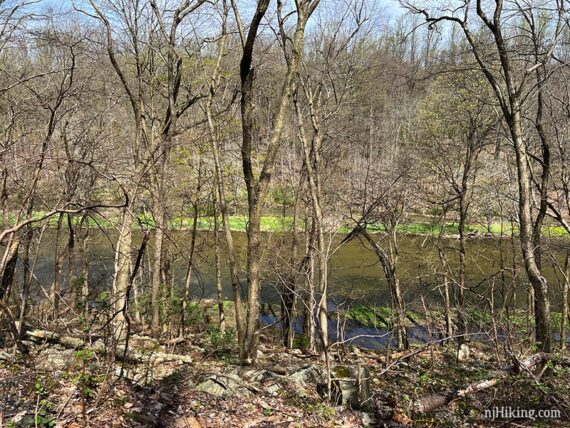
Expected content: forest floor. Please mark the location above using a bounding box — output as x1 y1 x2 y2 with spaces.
2 316 570 428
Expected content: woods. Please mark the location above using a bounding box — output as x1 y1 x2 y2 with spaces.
1 0 570 426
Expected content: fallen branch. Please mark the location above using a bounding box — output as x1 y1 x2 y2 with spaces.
25 328 192 364
411 353 547 416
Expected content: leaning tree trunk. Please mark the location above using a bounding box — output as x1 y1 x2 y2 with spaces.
0 236 19 301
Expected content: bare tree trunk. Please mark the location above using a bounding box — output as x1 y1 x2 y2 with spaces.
66 214 76 311
50 213 64 317
392 275 408 351
436 214 453 340
283 177 303 348
17 226 32 334
514 117 551 351
151 198 165 333
113 209 132 341
410 0 554 352
561 252 569 351
303 216 317 353
295 94 328 356
0 236 19 301
443 274 453 339
181 201 199 337
213 189 225 333
81 230 89 317
204 4 243 344
237 0 319 363
457 185 468 343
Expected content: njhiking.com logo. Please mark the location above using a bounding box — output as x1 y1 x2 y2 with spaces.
484 406 561 421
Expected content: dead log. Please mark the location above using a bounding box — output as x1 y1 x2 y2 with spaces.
411 353 546 416
25 328 192 364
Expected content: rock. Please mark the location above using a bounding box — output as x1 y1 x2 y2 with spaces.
288 365 325 398
8 411 27 424
196 378 226 396
330 366 371 410
290 365 324 384
130 335 160 351
457 344 470 362
196 374 241 397
266 383 282 395
240 368 282 395
241 368 272 382
36 348 75 371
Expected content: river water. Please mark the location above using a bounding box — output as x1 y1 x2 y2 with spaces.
27 230 569 311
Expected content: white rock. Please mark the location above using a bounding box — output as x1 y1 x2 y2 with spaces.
457 344 470 362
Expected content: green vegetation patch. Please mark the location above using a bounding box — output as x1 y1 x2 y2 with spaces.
7 211 569 238
346 305 426 329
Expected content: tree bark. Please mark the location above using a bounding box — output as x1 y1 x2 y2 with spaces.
561 252 569 351
213 187 226 333
204 6 244 344
237 0 319 364
113 209 132 341
294 93 328 355
151 199 165 333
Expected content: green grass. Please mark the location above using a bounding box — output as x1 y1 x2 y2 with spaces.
361 221 568 238
4 211 569 238
171 215 294 232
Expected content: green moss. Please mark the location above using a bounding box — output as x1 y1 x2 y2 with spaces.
332 366 352 379
346 305 426 328
347 305 393 328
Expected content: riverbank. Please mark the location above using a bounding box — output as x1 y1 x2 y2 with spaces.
9 212 569 238
1 304 569 427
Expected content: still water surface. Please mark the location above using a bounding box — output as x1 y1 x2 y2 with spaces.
28 230 569 310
